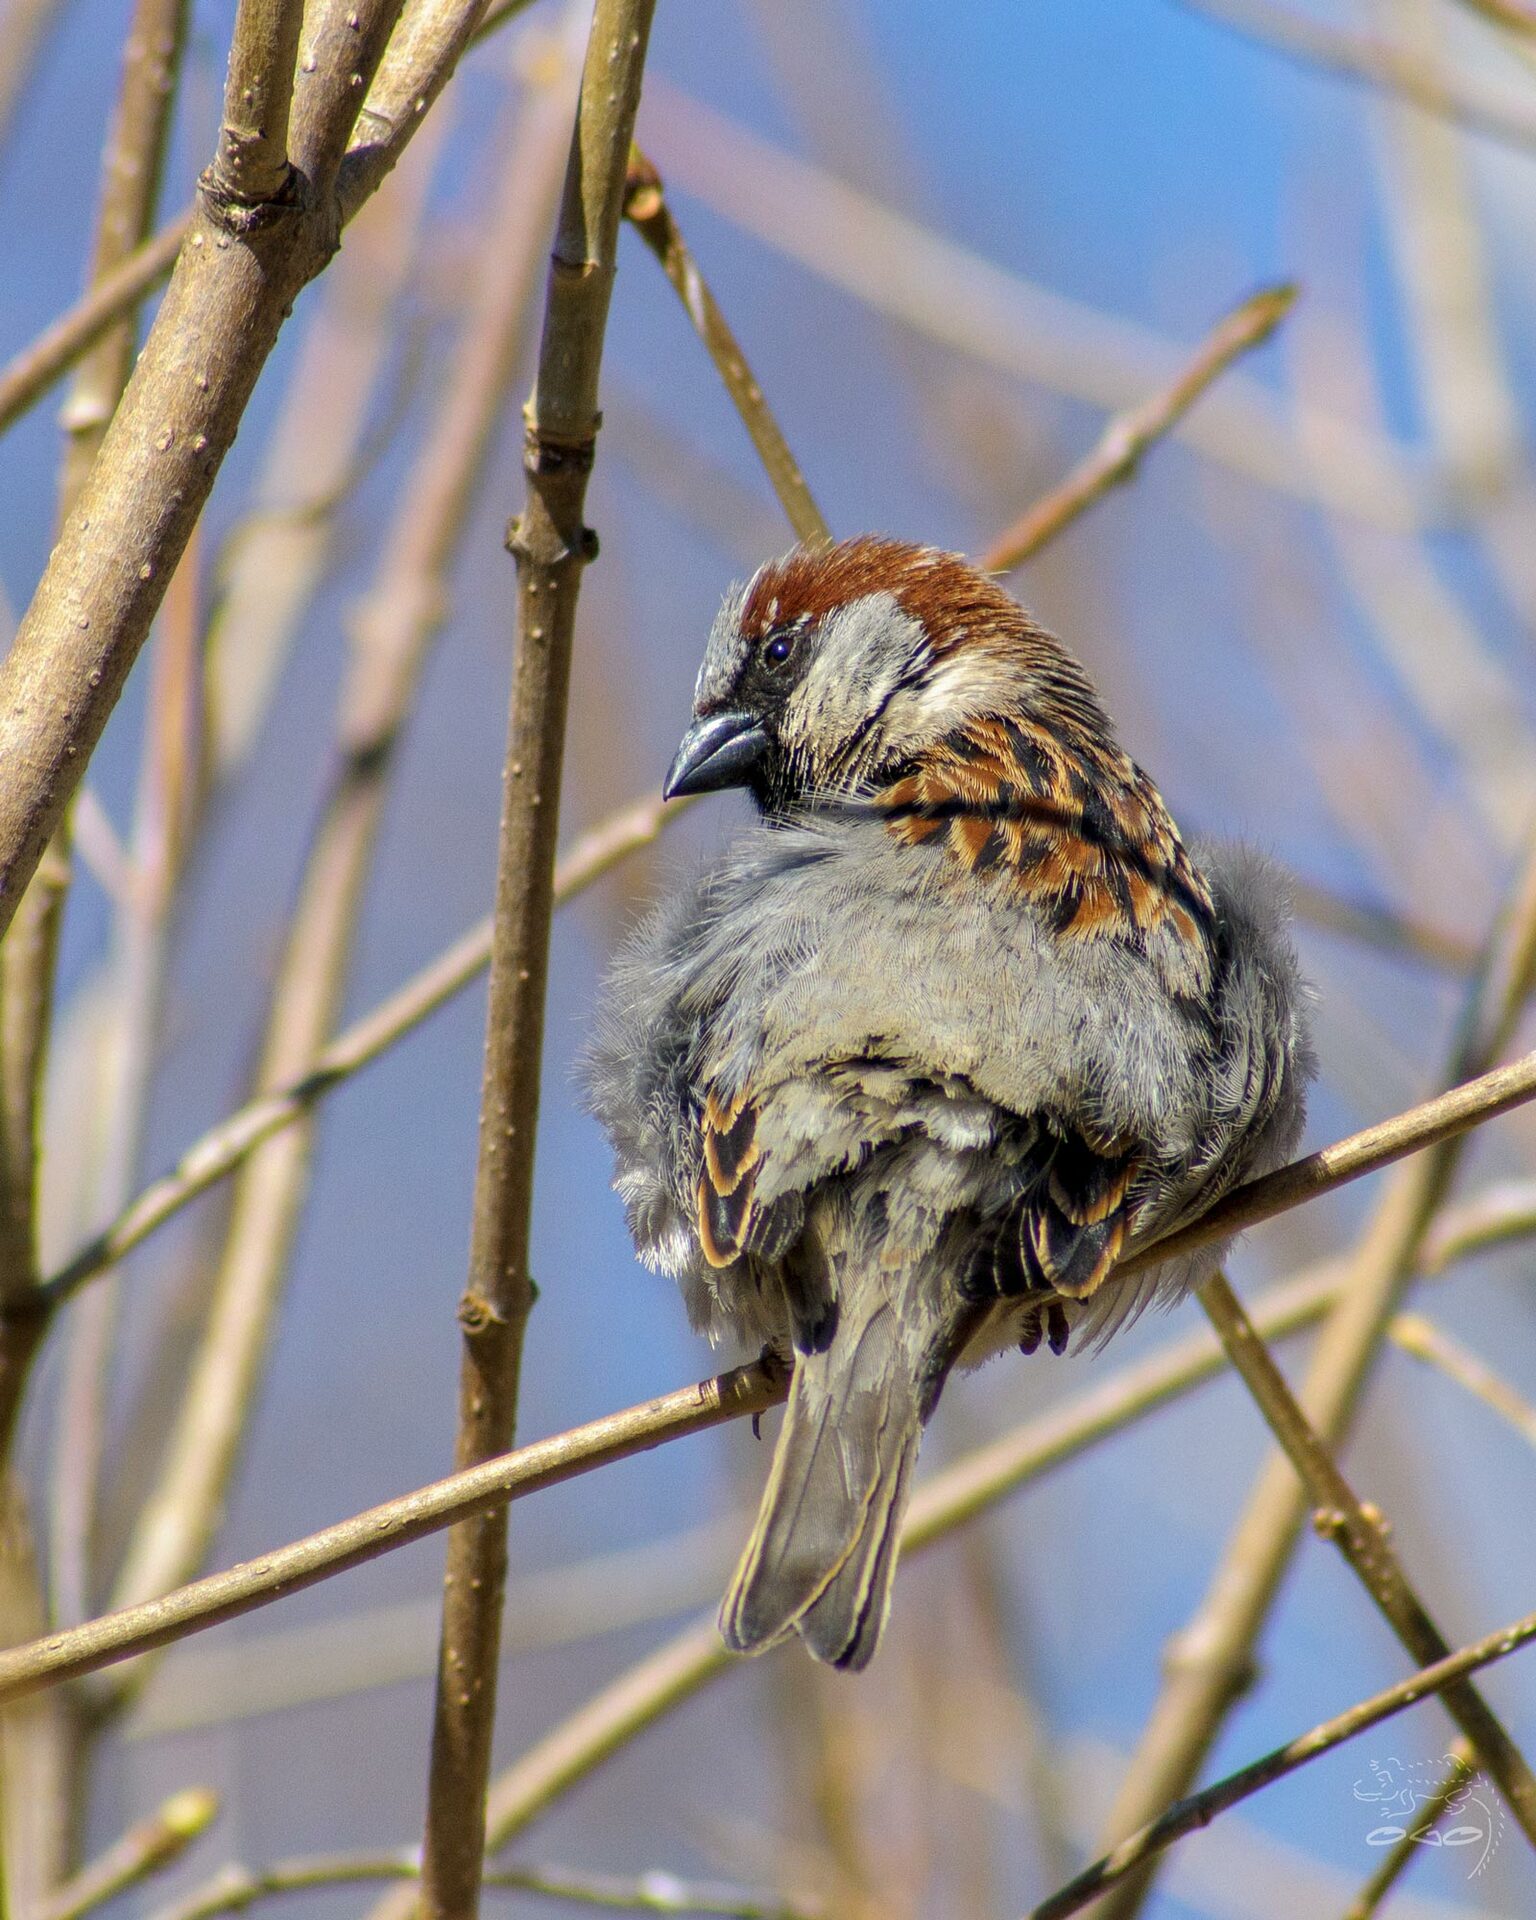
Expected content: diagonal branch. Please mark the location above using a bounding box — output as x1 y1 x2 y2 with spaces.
1029 1607 1536 1919
38 1789 218 1920
0 0 411 948
1197 1270 1536 1840
418 4 658 1915
1177 0 1536 157
622 149 829 546
0 219 187 440
0 1360 782 1704
981 283 1296 573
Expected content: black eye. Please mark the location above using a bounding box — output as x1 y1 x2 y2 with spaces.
764 633 795 667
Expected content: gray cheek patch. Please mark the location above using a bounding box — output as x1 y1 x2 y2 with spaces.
779 593 925 757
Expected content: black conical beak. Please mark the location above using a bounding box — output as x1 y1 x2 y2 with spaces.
663 709 769 800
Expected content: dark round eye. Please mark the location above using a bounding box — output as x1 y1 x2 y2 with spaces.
764 633 795 667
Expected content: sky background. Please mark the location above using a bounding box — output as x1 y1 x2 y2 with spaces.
5 1 1536 1915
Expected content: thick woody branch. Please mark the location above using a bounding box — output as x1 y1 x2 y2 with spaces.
622 150 829 546
1197 1272 1536 1841
0 0 425 947
420 4 658 1911
210 0 305 206
287 0 404 197
981 283 1296 573
341 0 540 221
1029 1609 1536 1919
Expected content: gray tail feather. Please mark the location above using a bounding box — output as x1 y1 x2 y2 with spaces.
719 1295 925 1672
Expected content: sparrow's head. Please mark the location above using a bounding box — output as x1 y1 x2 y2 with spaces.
664 536 1114 813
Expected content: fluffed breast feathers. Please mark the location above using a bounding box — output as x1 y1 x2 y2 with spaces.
584 812 1311 1318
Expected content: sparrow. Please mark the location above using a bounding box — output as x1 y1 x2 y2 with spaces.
587 536 1313 1671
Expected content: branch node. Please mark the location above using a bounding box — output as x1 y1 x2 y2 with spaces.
456 1290 509 1337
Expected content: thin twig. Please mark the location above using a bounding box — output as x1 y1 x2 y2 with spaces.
0 1359 783 1704
641 80 1439 532
1341 1738 1476 1920
981 283 1296 572
1115 1040 1536 1281
622 149 829 546
1389 1313 1536 1448
420 3 657 1912
1285 873 1477 976
49 525 202 1635
1454 0 1536 36
367 1259 1414 1901
0 219 188 439
1422 1177 1536 1270
1028 1609 1536 1919
37 793 679 1314
1197 1271 1536 1840
152 1851 817 1920
59 0 188 505
1177 0 1536 156
0 1035 1526 1703
38 1788 219 1920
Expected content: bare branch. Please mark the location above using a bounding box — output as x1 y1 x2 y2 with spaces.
641 80 1439 531
59 0 189 502
1028 1608 1536 1918
1454 0 1536 36
1091 828 1536 1913
0 0 449 946
341 0 540 220
1179 0 1536 156
39 1789 219 1920
152 1851 818 1920
0 218 185 438
1117 1041 1536 1280
0 1359 783 1704
1197 1271 1536 1842
981 282 1296 573
1389 1312 1536 1447
623 149 829 546
421 0 658 1909
211 0 305 205
1341 1738 1476 1920
36 793 679 1315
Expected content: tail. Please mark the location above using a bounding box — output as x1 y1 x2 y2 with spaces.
720 1285 942 1671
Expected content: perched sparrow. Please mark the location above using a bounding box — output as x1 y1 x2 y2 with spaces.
588 537 1313 1671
